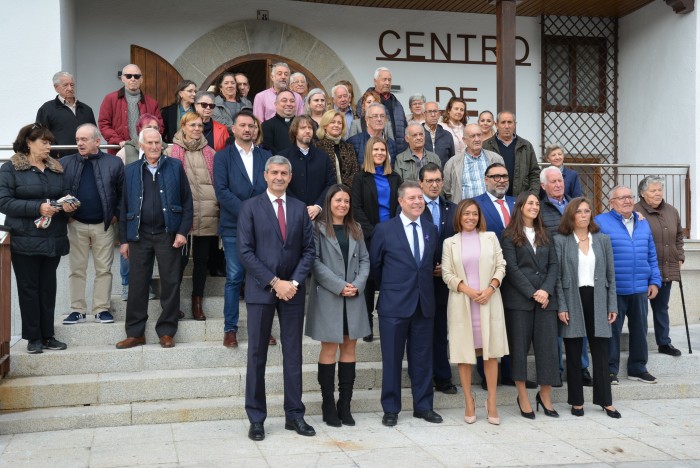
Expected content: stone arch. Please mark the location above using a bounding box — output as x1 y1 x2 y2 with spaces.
173 20 359 99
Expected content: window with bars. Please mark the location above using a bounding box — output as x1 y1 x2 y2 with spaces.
543 36 607 113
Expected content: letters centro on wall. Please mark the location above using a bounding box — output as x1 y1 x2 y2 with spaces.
376 30 532 116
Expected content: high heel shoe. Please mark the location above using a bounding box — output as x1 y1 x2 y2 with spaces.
517 396 535 419
571 406 584 417
485 400 500 425
535 392 559 418
601 405 622 419
464 393 476 424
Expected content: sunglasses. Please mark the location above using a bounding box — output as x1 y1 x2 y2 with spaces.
123 74 142 80
197 102 216 109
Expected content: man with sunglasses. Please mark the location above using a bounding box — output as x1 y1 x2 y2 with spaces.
443 124 503 204
98 64 163 154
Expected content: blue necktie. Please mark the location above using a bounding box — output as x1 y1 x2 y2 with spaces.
411 222 421 265
429 200 440 234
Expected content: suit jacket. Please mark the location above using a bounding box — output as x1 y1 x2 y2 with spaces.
213 144 271 236
421 196 456 306
351 171 402 242
261 114 293 154
280 145 336 207
500 231 559 311
237 192 315 305
423 124 455 167
473 192 515 239
554 233 617 339
370 215 440 318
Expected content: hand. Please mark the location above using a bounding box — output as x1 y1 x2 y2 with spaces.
119 141 127 148
340 284 358 297
307 205 322 220
173 234 187 248
607 312 618 324
62 202 77 213
274 280 298 301
120 243 129 260
648 284 658 299
558 311 569 325
635 211 645 221
111 216 118 225
432 263 442 277
39 202 59 217
541 297 549 309
474 287 494 304
532 289 549 305
458 282 479 301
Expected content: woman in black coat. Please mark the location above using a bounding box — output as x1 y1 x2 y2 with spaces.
161 80 197 143
500 192 560 419
0 124 77 353
351 136 402 341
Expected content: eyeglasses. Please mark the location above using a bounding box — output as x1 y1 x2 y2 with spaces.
486 174 509 181
197 102 216 109
611 195 634 201
424 178 443 185
368 114 386 120
425 110 440 114
123 74 142 80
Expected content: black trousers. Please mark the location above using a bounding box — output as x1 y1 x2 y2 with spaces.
12 253 61 341
564 286 612 407
126 232 181 338
180 235 216 297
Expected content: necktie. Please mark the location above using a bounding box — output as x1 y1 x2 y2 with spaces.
411 222 421 265
429 200 440 234
276 198 286 241
496 199 511 227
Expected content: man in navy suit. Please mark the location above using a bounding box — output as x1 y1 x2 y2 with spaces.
237 155 316 441
370 181 443 427
214 111 272 348
418 163 457 395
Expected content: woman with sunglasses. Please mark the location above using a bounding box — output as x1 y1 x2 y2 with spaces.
194 91 228 152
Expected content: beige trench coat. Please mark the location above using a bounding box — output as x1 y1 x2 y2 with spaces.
441 231 508 364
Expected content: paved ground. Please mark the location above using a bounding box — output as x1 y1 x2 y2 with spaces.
1 397 699 467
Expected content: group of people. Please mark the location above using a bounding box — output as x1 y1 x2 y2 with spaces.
0 62 685 441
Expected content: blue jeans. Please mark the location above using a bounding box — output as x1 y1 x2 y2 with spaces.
222 235 245 333
609 292 649 376
649 282 672 346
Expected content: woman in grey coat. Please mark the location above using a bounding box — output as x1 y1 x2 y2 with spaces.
306 184 370 427
554 197 621 418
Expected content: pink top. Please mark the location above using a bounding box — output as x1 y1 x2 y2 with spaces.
461 229 482 349
252 88 305 122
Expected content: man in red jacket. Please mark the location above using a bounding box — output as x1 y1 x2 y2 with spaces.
98 64 163 153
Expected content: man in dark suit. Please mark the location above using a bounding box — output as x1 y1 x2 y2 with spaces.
261 90 296 154
237 155 316 441
422 101 455 167
418 163 457 395
280 115 336 220
214 111 272 348
370 181 443 427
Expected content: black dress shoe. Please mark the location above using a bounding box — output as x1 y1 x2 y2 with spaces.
659 344 682 357
382 412 398 426
435 382 458 395
284 418 316 436
248 422 265 441
363 333 374 342
413 410 443 423
582 368 593 387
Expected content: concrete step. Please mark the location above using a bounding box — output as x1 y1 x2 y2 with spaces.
1 374 699 435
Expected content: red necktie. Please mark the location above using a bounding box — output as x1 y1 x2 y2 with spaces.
496 199 511 226
276 198 286 241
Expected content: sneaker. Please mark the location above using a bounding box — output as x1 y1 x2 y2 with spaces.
659 344 682 357
148 285 157 300
27 339 43 354
42 337 67 350
121 285 129 302
628 372 657 384
95 311 115 323
63 312 86 325
609 373 619 385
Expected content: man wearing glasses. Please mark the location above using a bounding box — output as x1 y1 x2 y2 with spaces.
422 102 455 167
98 64 163 154
347 102 398 166
596 185 662 385
443 124 503 203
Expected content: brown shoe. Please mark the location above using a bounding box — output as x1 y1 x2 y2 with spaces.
269 335 277 346
192 296 206 321
159 335 175 348
116 336 145 349
223 331 238 348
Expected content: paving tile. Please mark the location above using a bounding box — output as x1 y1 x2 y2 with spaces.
638 435 700 460
89 442 178 467
422 442 523 467
3 428 94 452
396 422 488 446
176 437 263 463
345 446 440 467
0 434 11 454
92 424 173 447
317 412 415 451
501 440 600 465
265 450 358 467
573 436 676 463
536 418 627 439
0 446 90 468
597 415 693 438
171 419 246 441
179 458 269 468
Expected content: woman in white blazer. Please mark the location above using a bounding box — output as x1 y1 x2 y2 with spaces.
442 199 508 425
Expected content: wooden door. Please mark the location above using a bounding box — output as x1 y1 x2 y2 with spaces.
131 45 183 108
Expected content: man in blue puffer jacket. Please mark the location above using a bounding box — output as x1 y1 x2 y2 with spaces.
596 185 662 385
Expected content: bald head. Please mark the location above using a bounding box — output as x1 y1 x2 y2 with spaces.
463 124 483 156
121 64 143 92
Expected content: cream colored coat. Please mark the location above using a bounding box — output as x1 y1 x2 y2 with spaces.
441 231 509 364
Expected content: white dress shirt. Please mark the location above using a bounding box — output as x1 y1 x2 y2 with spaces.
577 232 596 287
487 192 510 226
399 212 425 261
266 190 287 221
235 142 255 183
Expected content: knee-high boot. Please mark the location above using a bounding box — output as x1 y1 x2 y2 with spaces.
318 363 341 427
337 361 356 426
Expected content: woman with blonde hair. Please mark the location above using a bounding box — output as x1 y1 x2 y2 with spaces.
315 110 359 187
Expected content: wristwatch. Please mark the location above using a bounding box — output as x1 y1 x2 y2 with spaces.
291 280 299 288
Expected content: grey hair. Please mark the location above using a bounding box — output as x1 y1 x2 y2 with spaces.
195 90 215 103
265 155 292 173
408 93 426 107
138 127 162 144
290 72 306 84
365 102 387 117
373 67 391 80
331 84 349 97
398 180 422 199
52 71 73 85
638 175 665 196
544 144 565 162
304 88 326 114
271 62 290 75
496 110 516 122
539 165 562 184
77 123 101 141
608 185 631 200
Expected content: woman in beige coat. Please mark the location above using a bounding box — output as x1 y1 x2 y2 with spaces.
442 199 507 425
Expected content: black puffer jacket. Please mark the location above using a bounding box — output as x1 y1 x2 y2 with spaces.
0 153 70 257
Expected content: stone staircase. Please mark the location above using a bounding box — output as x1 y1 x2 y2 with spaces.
1 258 699 435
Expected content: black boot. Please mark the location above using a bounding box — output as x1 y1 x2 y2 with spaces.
318 363 341 427
337 361 356 426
